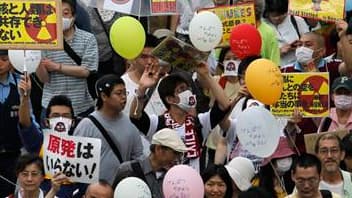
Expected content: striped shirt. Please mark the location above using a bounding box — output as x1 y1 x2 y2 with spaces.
42 27 98 114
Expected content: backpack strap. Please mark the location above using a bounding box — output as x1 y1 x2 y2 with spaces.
320 190 333 198
321 117 332 132
290 15 301 38
87 115 123 163
63 40 82 65
131 161 147 183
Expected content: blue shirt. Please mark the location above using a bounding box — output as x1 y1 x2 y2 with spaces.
293 59 326 71
0 72 17 103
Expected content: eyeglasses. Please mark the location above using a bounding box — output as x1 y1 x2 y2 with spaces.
296 177 319 186
318 147 340 155
20 171 42 178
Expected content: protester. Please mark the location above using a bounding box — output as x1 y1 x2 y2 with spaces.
36 0 98 118
256 137 296 198
202 164 233 198
315 133 352 197
264 0 309 67
0 50 37 197
74 74 143 184
282 32 342 153
318 76 352 132
130 61 230 172
114 128 187 198
286 153 339 198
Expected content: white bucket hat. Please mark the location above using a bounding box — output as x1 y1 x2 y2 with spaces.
225 157 255 191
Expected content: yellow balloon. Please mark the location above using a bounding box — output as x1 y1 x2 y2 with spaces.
245 59 283 105
110 16 146 60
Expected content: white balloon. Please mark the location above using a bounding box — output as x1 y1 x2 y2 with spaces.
114 177 151 198
189 11 223 52
236 106 281 158
9 50 41 73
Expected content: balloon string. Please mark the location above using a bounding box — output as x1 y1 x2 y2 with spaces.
0 174 19 188
138 0 142 20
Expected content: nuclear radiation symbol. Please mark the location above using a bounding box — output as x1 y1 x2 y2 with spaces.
298 75 329 115
111 0 130 4
25 4 57 42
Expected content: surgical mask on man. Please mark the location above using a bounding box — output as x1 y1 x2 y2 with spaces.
176 90 197 112
62 17 73 31
276 157 293 173
295 46 314 64
334 95 352 110
49 117 73 133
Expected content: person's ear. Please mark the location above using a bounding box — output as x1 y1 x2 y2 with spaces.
166 95 177 105
44 118 50 128
341 150 346 161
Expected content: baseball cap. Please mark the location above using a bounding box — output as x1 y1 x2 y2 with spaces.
0 50 8 56
332 76 352 92
225 157 255 191
151 128 188 153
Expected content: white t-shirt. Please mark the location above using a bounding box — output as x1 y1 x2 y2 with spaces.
121 73 151 157
320 180 344 197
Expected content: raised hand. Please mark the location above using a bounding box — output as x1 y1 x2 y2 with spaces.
18 74 31 97
139 63 160 89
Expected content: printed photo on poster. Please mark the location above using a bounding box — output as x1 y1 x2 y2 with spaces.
103 0 134 14
150 0 177 15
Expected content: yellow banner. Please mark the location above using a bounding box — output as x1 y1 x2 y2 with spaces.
0 0 62 50
271 72 329 117
202 3 256 47
288 0 345 22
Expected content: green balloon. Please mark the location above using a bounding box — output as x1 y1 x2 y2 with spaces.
110 16 146 60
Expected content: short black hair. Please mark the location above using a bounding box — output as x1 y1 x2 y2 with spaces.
202 164 233 198
347 19 352 35
95 74 125 109
158 73 190 109
264 0 288 17
342 133 352 157
238 55 261 76
15 153 44 176
145 34 160 48
291 153 321 175
62 0 76 15
238 187 271 198
46 95 74 118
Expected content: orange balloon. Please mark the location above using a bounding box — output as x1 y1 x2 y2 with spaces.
245 59 283 105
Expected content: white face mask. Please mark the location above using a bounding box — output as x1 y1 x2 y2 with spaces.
176 90 197 112
276 157 292 173
49 117 73 134
295 46 314 64
334 95 352 110
62 17 73 31
223 60 240 76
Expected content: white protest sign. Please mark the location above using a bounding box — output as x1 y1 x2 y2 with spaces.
189 11 223 52
9 50 41 73
43 131 101 184
114 177 151 198
236 106 280 158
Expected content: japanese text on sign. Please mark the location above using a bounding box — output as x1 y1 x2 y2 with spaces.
0 0 62 50
288 0 345 22
43 132 101 184
201 3 256 46
270 72 329 118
